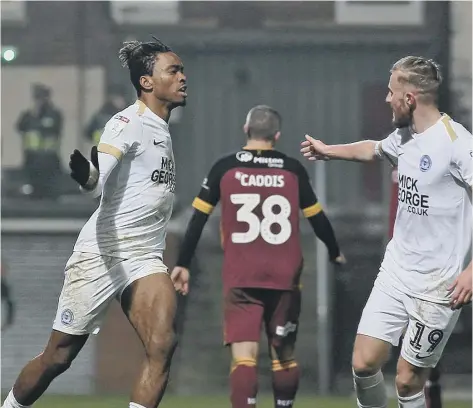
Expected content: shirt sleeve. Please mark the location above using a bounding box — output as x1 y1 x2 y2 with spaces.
450 134 473 188
375 130 399 166
297 162 323 218
192 159 225 215
97 114 133 160
175 210 210 268
80 152 119 198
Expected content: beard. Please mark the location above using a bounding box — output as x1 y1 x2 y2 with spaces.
392 106 412 129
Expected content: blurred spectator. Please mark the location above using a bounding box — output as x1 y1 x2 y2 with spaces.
16 84 63 199
85 85 128 145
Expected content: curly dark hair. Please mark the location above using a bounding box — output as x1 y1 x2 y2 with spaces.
118 36 172 96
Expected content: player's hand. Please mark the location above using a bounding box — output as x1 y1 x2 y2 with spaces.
447 266 472 310
171 266 190 296
331 253 347 266
300 135 331 161
69 146 99 187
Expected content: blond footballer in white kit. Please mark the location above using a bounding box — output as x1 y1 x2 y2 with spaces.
2 37 188 408
367 115 471 365
301 56 472 408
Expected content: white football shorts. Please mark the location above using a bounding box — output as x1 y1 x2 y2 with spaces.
53 251 168 335
357 275 460 368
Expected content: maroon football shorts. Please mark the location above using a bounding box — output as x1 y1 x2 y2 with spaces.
223 287 301 348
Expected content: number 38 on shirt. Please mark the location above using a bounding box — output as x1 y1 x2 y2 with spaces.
230 193 292 245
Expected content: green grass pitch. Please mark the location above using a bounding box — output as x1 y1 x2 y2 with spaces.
30 394 471 407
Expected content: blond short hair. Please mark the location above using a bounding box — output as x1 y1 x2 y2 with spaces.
391 56 442 103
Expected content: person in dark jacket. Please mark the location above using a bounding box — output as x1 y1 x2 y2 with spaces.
85 85 127 145
16 84 63 199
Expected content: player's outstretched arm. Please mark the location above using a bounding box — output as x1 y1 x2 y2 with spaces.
300 134 378 162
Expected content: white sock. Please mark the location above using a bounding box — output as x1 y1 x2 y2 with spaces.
397 390 426 408
2 390 29 408
129 403 147 408
353 369 388 408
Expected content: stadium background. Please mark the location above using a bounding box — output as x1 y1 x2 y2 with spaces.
1 1 471 407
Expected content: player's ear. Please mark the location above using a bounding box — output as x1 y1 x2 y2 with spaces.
405 92 416 109
243 123 249 136
140 75 153 93
274 131 281 142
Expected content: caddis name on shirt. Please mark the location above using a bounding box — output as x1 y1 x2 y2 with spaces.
235 171 285 188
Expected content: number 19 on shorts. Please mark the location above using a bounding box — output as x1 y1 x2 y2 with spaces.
230 193 291 245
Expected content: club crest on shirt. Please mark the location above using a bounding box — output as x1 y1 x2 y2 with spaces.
419 155 432 172
110 119 128 135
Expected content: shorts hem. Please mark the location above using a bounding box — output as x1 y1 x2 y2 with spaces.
225 285 296 292
52 325 92 336
224 338 260 347
72 248 163 262
400 350 436 369
356 331 399 347
117 267 169 300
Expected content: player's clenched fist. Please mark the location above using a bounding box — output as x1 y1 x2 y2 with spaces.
171 266 190 296
69 146 99 188
300 135 331 161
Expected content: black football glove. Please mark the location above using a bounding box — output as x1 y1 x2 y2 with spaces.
69 146 99 187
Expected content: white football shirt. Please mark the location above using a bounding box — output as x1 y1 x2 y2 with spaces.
376 114 472 304
74 100 176 260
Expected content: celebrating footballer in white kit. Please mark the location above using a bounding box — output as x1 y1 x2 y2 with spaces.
301 56 472 408
2 37 187 408
55 98 176 335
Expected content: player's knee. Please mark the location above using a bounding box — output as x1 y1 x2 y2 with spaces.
352 348 382 376
271 343 295 362
232 342 259 361
144 328 177 363
40 348 74 375
395 368 424 397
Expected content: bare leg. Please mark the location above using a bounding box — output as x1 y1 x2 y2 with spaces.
396 356 431 406
8 330 88 406
121 273 177 408
352 334 392 375
352 334 392 408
